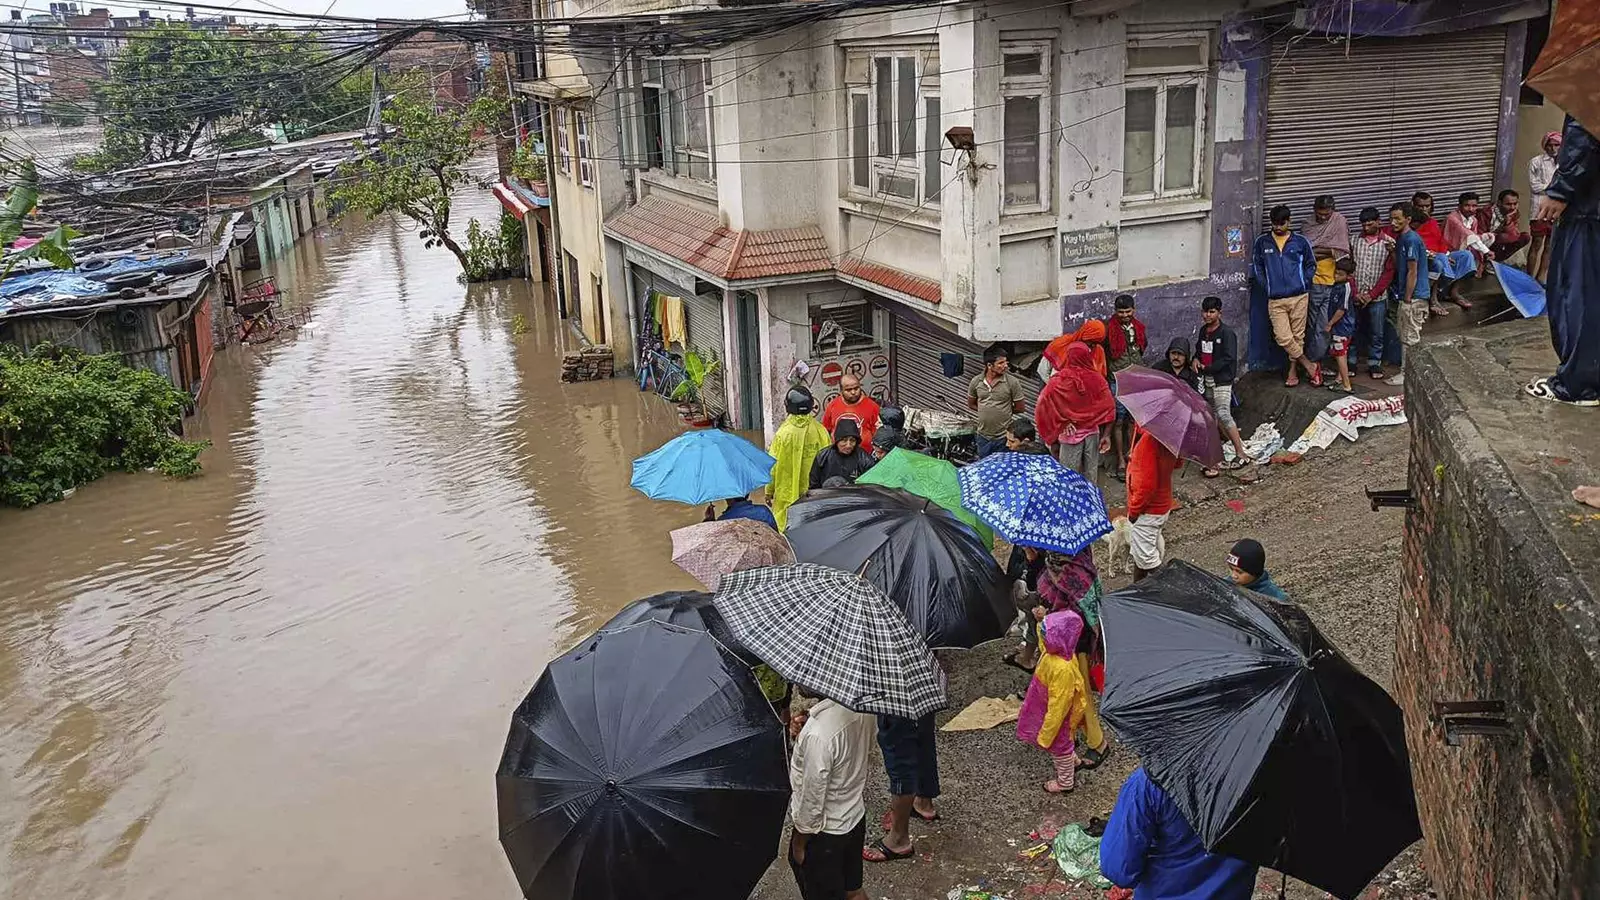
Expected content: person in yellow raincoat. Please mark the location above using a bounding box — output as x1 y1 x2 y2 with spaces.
1016 609 1092 793
768 387 830 531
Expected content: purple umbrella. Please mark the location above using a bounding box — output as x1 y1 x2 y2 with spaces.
1114 367 1225 468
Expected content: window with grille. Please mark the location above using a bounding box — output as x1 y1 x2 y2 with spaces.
810 303 878 355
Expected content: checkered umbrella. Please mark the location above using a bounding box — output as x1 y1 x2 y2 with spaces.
713 564 947 719
956 451 1112 555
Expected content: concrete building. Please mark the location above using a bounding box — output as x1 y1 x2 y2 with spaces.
511 37 619 351
532 0 1544 437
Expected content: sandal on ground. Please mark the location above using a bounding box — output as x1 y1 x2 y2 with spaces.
1283 378 1299 388
1369 368 1386 380
1525 377 1600 407
1002 651 1035 674
1223 458 1248 470
1203 467 1221 478
1328 383 1355 393
863 839 915 862
1308 368 1324 388
1452 294 1473 310
1044 779 1076 794
1077 743 1113 770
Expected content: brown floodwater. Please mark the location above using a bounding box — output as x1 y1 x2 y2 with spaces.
0 182 707 899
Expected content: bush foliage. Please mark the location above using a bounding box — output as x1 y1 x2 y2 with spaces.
0 343 208 507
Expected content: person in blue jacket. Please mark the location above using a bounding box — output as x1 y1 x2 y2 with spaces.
1528 115 1600 407
1100 767 1258 900
1252 205 1322 388
707 496 778 530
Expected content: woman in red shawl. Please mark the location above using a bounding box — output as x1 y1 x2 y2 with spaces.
1044 319 1109 378
1036 343 1115 481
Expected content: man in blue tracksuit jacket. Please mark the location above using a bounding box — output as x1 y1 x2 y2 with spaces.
1101 767 1258 900
1252 204 1321 386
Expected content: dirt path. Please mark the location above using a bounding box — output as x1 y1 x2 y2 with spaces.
752 424 1422 900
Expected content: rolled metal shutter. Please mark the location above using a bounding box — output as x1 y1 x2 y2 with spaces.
681 293 727 416
890 314 1041 415
1264 27 1506 226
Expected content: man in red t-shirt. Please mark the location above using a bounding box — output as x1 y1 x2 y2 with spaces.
820 374 881 454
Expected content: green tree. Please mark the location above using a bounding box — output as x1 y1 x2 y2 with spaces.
2 160 78 277
83 24 378 170
329 92 506 277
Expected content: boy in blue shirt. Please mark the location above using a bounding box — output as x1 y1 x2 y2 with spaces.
1325 257 1358 393
1387 203 1432 388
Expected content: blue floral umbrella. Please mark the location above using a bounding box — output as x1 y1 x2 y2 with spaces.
630 429 777 505
956 451 1112 554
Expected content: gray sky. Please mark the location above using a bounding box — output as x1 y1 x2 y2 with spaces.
4 0 470 25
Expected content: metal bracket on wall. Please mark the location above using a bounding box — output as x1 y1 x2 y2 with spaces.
1365 487 1417 511
1432 700 1513 747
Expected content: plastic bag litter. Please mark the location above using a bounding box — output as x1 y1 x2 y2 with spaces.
1222 422 1282 465
1051 823 1112 889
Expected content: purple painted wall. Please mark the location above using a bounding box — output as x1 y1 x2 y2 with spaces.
1059 1 1545 372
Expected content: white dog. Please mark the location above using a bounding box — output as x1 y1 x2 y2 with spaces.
1098 515 1133 577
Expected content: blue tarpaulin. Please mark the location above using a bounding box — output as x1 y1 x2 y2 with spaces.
0 252 191 315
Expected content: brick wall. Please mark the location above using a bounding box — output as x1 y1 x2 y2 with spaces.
1398 323 1600 899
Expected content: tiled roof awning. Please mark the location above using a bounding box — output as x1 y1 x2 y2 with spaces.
604 196 832 283
838 255 941 305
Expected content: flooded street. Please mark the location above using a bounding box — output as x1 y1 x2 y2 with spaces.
0 183 704 899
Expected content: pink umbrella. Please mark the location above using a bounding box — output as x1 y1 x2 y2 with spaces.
1113 366 1225 468
670 518 795 591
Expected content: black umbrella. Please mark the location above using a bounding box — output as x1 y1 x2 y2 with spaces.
1098 561 1421 900
496 620 789 900
600 589 760 665
785 485 1011 648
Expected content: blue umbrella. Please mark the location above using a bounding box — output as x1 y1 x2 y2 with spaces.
1491 260 1547 317
630 429 777 505
956 451 1112 554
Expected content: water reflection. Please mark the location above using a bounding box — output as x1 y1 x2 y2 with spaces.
0 178 702 899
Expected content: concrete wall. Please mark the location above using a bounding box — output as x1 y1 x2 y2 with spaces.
1398 322 1600 900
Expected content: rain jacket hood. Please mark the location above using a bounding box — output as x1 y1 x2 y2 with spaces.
1016 610 1089 755
1165 337 1192 366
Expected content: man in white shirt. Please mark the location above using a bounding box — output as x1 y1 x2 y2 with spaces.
788 691 875 900
1529 130 1562 282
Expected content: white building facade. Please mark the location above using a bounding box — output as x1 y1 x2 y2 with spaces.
545 0 1538 436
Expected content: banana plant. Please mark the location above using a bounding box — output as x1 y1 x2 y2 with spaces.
2 160 79 279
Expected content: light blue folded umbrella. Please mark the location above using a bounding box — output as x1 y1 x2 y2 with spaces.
956 451 1112 555
631 429 778 505
1492 260 1547 317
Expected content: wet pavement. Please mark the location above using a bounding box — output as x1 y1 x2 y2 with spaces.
0 183 704 899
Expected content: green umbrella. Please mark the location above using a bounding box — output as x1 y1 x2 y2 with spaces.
857 448 994 546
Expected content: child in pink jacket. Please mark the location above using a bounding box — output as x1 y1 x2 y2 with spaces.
1016 610 1092 793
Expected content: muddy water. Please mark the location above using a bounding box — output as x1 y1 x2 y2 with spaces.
0 183 706 899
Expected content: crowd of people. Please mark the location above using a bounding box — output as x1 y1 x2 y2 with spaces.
741 380 1303 900
765 115 1600 900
